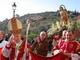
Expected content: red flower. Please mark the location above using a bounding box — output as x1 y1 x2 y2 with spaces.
54 36 60 41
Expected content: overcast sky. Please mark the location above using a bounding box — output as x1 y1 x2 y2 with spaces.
0 0 80 21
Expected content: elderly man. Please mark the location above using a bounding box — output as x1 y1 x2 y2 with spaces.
52 30 80 60
31 31 49 56
2 34 31 60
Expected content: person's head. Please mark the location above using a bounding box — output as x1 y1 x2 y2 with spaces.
62 30 67 39
65 30 74 41
13 34 21 43
0 31 4 40
40 31 46 40
59 7 64 11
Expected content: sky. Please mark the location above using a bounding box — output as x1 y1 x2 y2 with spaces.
0 0 80 21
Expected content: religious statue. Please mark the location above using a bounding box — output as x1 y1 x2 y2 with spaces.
59 5 68 25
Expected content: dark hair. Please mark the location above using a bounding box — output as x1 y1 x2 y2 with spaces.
67 30 74 34
60 7 63 10
21 35 26 40
59 7 67 11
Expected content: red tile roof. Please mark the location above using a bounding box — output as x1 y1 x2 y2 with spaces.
74 29 80 38
73 16 80 19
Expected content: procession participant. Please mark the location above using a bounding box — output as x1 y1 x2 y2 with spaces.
61 30 67 40
0 31 8 51
52 30 80 60
2 18 31 60
2 34 31 60
52 33 60 47
52 30 67 48
0 31 8 60
3 34 10 41
31 31 49 56
59 5 68 25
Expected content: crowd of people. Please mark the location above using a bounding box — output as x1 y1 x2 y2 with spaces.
0 3 79 60
0 30 79 60
52 30 80 60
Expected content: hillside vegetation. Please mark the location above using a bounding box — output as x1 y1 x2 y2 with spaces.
0 11 80 38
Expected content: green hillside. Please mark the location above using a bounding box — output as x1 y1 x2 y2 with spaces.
0 11 80 42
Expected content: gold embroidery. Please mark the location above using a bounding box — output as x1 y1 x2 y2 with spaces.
65 58 69 60
14 55 16 59
63 52 66 55
28 48 31 52
14 40 23 50
69 44 73 48
64 43 66 45
76 44 80 51
14 45 22 50
71 51 74 53
78 52 80 54
64 50 66 53
20 58 22 60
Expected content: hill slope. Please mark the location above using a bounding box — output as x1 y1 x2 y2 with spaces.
0 11 80 35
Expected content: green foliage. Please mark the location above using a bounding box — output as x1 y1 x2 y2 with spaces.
76 39 80 42
39 26 46 32
47 19 80 37
47 21 62 36
0 11 80 36
29 32 38 38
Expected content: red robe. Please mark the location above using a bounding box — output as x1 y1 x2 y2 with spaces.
0 48 8 60
52 40 80 60
62 16 67 21
2 40 31 60
0 40 8 60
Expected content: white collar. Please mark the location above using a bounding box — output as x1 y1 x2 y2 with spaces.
15 39 22 47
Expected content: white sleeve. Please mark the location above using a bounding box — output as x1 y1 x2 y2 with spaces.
2 46 12 57
22 53 26 60
22 52 30 60
53 50 60 55
71 54 80 60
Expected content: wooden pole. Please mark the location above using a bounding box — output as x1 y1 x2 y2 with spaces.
23 19 30 60
25 19 30 49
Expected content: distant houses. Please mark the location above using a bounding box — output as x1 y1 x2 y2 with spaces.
31 15 43 20
73 15 80 20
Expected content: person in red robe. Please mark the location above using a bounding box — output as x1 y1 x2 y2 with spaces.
61 30 67 40
0 31 8 60
2 34 31 60
52 30 80 60
52 34 60 47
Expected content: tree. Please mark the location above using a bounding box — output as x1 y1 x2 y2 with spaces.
39 26 46 32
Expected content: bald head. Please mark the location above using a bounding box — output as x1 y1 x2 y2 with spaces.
40 31 46 36
40 31 46 40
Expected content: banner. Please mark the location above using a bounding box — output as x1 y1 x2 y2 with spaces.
0 48 7 60
30 52 65 60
